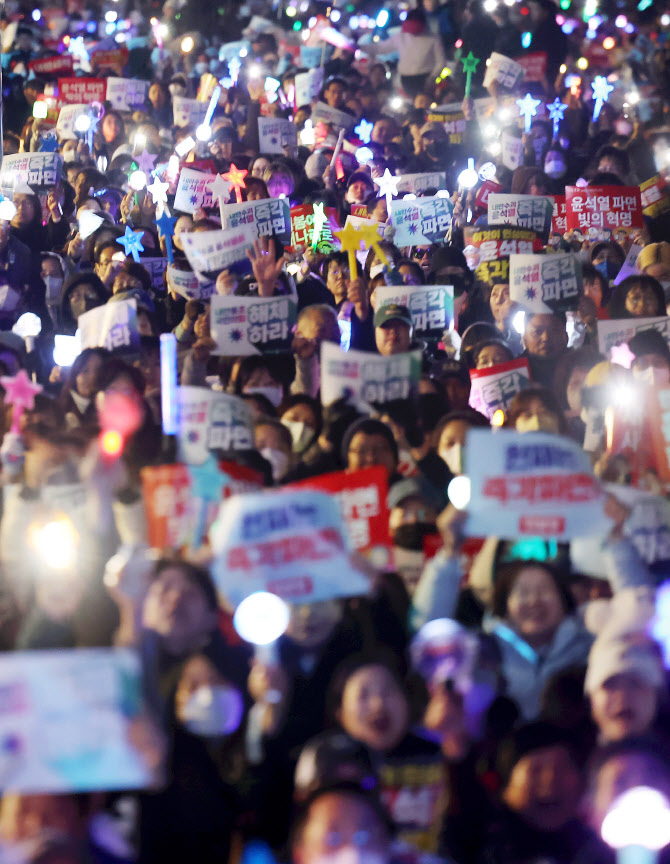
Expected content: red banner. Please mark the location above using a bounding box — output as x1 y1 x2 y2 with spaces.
287 466 390 551
565 185 643 239
549 195 567 236
141 463 194 549
288 203 340 252
90 47 129 73
516 52 548 82
475 180 503 212
29 54 74 76
58 77 106 106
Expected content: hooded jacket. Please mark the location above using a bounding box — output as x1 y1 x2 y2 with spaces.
58 271 108 335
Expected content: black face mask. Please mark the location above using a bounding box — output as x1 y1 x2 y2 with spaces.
392 522 439 551
424 141 443 159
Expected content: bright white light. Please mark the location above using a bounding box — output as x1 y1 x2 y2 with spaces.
498 107 511 122
484 123 497 138
349 15 359 28
13 313 42 339
484 0 497 11
0 198 17 223
448 476 471 510
437 189 451 198
626 90 640 104
195 123 212 142
487 140 502 156
105 22 116 34
128 170 148 191
376 9 389 26
513 310 526 334
662 13 670 25
479 161 497 180
74 114 91 133
458 158 479 189
302 29 310 41
615 14 627 26
611 382 637 410
181 35 194 53
105 10 117 21
330 8 341 21
239 47 248 57
403 193 417 200
355 146 374 164
389 96 404 111
31 9 41 20
53 333 81 367
602 787 670 850
31 517 79 571
300 119 315 146
233 592 290 645
32 101 48 120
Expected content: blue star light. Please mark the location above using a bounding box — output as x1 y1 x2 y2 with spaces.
155 210 177 265
355 118 374 144
117 226 145 263
592 76 614 121
516 92 541 134
547 97 568 139
39 133 60 153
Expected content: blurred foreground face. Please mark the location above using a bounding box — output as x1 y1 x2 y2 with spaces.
503 745 582 831
337 664 409 752
287 599 343 649
293 792 390 864
589 752 670 834
142 566 217 656
590 673 658 743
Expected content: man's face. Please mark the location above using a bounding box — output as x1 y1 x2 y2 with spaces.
524 314 568 357
69 283 101 320
347 431 397 477
375 320 411 355
95 247 123 288
503 745 582 831
346 181 371 204
372 120 393 145
324 82 346 109
590 673 658 743
298 309 340 346
142 566 217 656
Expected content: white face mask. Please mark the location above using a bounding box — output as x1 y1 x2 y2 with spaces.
260 446 290 482
44 275 63 300
634 365 670 387
440 442 462 475
63 148 77 163
369 263 385 280
244 384 283 408
282 419 314 453
179 685 244 737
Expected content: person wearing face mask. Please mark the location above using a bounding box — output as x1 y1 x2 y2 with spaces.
388 478 442 596
590 241 626 285
254 419 294 484
435 408 491 484
0 215 47 332
40 252 65 327
543 146 569 184
505 387 567 435
281 395 321 461
628 329 670 388
552 348 600 444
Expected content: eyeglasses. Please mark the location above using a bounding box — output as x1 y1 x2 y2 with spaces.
412 247 435 260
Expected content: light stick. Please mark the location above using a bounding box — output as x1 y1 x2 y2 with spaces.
334 222 365 276
602 786 670 864
357 222 390 268
516 93 541 133
0 370 42 432
354 118 374 144
212 173 232 225
592 75 614 121
159 333 179 436
374 168 399 212
155 208 177 265
461 51 479 98
311 202 327 250
547 97 568 138
196 85 222 142
117 226 145 263
222 163 248 204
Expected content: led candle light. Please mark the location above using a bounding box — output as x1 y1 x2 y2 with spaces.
461 51 479 98
592 75 614 120
374 168 399 212
516 92 541 133
222 163 248 204
311 202 327 250
548 97 568 138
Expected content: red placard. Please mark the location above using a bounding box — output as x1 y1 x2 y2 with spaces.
141 463 194 549
29 54 74 76
565 185 643 240
58 77 106 105
475 179 503 212
640 174 670 220
90 47 129 73
219 460 265 497
549 195 567 236
516 52 548 82
288 203 341 252
463 225 545 285
287 466 390 551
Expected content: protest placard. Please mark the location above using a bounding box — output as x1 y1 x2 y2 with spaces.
295 67 324 107
166 265 215 300
172 96 208 128
509 253 583 313
106 78 149 111
141 463 195 549
0 648 157 792
288 204 340 252
516 52 548 82
0 152 63 196
613 243 643 286
211 294 297 355
475 180 503 212
320 342 422 408
640 174 670 220
57 77 106 105
549 195 567 237
287 466 390 552
258 117 298 154
565 185 643 241
221 198 291 244
78 299 139 355
389 196 454 246
597 316 670 359
426 103 467 144
29 54 74 76
501 132 523 171
55 103 88 140
178 387 254 465
174 167 218 213
180 225 256 276
483 52 526 90
465 429 608 539
488 194 554 239
311 101 354 132
210 490 368 606
463 226 545 285
90 46 129 74
140 257 168 291
300 45 324 68
375 284 454 339
469 357 531 420
395 172 448 195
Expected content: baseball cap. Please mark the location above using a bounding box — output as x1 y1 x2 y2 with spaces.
373 303 412 328
584 636 665 695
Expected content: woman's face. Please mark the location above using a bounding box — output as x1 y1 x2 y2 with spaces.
506 566 565 647
266 172 293 198
398 264 421 286
41 257 63 280
584 277 603 307
12 194 35 227
69 283 100 320
476 343 511 369
515 396 560 433
102 113 122 144
590 674 658 742
75 353 103 399
287 599 343 648
252 157 270 179
173 216 194 251
337 664 409 752
437 419 469 476
625 282 662 318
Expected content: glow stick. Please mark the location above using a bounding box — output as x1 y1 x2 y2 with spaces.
160 333 178 435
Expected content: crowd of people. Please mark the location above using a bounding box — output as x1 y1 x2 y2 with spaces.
1 0 670 861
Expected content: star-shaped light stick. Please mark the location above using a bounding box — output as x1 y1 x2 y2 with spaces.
136 148 158 174
1 369 42 433
354 118 374 144
312 202 327 250
155 207 177 264
547 97 568 139
516 92 541 133
117 225 145 263
39 133 60 153
188 453 230 549
212 173 232 225
374 168 399 213
228 56 241 86
592 75 614 121
147 176 170 211
222 163 248 204
357 221 390 268
461 52 479 98
334 221 365 276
